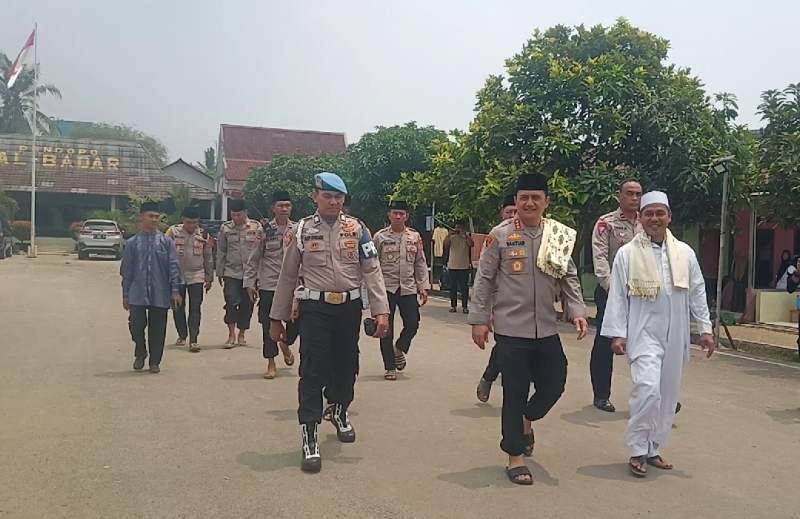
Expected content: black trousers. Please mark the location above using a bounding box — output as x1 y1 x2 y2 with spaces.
297 299 361 424
482 344 501 382
129 305 169 367
173 283 204 343
498 334 567 456
258 289 299 359
380 290 420 370
449 269 470 309
590 285 614 400
223 277 254 330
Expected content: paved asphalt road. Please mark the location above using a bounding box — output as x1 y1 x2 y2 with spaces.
1 255 799 518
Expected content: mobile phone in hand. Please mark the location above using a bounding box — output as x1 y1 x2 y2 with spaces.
363 318 377 336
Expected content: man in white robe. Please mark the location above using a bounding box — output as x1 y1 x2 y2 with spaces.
601 191 714 477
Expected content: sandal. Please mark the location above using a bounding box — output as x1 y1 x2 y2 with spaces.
175 338 186 346
384 370 397 381
505 465 533 486
394 349 407 371
629 455 648 478
279 343 295 366
647 455 674 470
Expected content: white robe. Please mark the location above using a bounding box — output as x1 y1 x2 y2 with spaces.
601 238 712 457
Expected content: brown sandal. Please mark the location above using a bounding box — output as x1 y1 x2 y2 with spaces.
647 455 673 470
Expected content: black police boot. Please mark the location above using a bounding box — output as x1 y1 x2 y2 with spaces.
325 403 356 443
300 422 321 473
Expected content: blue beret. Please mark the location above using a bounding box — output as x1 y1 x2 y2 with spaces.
314 172 347 194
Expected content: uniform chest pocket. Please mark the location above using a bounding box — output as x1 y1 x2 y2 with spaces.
340 239 360 264
381 243 400 263
265 238 282 253
502 247 528 275
245 230 258 243
406 244 418 262
192 241 203 256
175 237 186 256
304 240 328 266
612 226 630 244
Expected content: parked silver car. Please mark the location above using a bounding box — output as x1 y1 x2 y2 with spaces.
78 219 123 260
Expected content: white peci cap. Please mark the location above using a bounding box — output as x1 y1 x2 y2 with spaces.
640 191 669 210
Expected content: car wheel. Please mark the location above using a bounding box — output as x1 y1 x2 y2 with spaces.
78 249 88 260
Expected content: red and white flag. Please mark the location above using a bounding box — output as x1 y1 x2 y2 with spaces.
6 29 35 89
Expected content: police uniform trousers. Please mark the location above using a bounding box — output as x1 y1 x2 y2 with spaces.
297 298 361 424
129 305 169 367
482 344 501 383
258 289 299 359
380 289 420 370
223 277 254 330
590 285 614 401
173 283 204 343
497 333 567 456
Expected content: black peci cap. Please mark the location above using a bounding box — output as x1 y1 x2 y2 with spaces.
182 206 200 218
229 199 246 212
140 201 160 214
271 190 291 203
516 173 548 194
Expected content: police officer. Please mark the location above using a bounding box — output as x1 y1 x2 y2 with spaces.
372 200 430 380
269 172 389 473
469 173 588 485
216 199 263 348
590 180 642 412
244 190 299 379
165 206 214 352
786 255 800 359
476 193 517 401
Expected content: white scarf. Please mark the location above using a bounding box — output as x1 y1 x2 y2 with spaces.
628 229 689 301
536 218 577 279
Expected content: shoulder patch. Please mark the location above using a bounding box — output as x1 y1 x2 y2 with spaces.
596 221 609 236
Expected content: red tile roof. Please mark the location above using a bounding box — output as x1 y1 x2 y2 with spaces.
220 124 346 181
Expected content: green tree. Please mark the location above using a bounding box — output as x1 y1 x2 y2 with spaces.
197 146 216 176
344 122 447 230
65 122 169 166
244 154 347 221
757 83 800 226
0 189 19 220
0 53 61 134
396 19 755 245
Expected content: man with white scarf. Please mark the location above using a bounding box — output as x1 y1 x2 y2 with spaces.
601 191 714 478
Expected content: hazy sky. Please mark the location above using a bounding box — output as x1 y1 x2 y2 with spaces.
4 1 798 164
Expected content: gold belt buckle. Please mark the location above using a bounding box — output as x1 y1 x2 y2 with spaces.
324 292 344 305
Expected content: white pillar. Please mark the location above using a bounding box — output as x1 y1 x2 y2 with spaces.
110 196 117 211
221 195 228 220
210 199 216 219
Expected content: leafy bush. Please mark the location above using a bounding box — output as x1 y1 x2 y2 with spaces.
10 220 31 241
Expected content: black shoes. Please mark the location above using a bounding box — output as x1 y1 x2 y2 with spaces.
325 403 356 443
149 365 160 374
593 399 616 413
300 422 321 473
476 377 492 403
133 357 145 371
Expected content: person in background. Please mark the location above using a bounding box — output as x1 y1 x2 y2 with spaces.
216 199 263 348
775 249 793 290
372 200 430 380
245 190 299 379
476 193 517 403
589 180 643 412
785 254 800 359
121 201 182 374
444 221 473 313
165 206 214 352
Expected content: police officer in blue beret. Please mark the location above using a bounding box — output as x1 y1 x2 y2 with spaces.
269 172 390 473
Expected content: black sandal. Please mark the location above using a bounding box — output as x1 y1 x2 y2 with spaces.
505 465 533 485
629 455 648 478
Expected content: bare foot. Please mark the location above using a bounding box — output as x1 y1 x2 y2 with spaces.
264 359 277 379
237 331 247 346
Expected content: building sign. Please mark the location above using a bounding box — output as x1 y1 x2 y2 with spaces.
0 143 120 171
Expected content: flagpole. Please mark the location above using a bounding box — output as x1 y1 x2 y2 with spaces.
29 23 37 258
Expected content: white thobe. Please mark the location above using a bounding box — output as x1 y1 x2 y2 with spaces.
601 239 712 457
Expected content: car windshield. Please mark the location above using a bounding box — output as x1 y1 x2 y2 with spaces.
84 222 117 231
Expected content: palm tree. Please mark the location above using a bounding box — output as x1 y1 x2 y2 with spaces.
0 52 61 134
